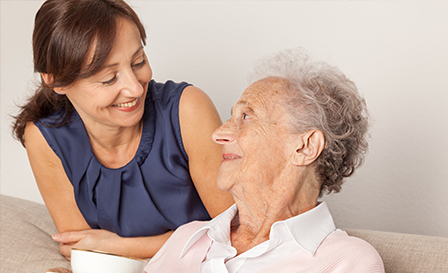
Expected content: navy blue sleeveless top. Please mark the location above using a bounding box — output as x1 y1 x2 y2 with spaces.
35 80 211 237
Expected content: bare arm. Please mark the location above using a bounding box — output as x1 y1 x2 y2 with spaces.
179 86 234 218
24 122 171 259
25 122 90 232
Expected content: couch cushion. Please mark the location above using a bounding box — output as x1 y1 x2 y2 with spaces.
2 194 447 273
345 228 448 273
0 194 71 273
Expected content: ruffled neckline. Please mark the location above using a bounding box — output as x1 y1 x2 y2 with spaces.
134 91 155 166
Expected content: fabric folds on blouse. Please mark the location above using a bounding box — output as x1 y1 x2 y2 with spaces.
35 80 211 237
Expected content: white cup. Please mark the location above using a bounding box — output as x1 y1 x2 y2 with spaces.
71 248 147 273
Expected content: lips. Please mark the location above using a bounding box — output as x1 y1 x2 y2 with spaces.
222 153 241 161
113 98 139 108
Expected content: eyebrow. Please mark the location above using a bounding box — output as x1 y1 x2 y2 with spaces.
231 100 250 115
101 46 144 69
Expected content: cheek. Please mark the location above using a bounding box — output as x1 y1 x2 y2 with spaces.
239 122 268 141
82 86 118 109
242 129 288 171
137 64 153 83
239 126 270 164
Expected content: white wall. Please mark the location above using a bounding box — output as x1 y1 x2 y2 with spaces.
1 1 447 237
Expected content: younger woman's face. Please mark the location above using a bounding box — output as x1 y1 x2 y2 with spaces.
57 18 153 131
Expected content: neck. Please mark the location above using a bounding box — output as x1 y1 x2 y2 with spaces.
229 168 319 255
85 120 143 168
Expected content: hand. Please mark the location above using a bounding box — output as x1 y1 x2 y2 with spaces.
52 229 121 260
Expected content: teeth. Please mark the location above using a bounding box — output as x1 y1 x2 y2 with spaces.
115 98 138 108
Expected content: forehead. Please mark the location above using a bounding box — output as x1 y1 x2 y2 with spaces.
83 18 142 72
109 18 142 54
234 77 287 111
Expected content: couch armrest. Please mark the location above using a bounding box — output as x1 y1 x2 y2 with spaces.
345 228 448 273
0 194 71 273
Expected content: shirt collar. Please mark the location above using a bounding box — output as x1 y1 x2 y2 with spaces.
180 204 238 258
270 201 336 255
180 202 335 258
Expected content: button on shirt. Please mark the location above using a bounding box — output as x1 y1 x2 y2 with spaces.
181 202 337 273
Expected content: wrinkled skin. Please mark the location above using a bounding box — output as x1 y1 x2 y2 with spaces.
212 77 324 254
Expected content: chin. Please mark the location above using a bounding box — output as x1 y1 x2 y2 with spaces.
216 176 234 192
114 117 141 129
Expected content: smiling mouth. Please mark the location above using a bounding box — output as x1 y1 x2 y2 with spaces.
222 154 241 160
113 98 139 108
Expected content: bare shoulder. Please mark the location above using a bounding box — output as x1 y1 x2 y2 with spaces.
24 121 53 155
179 86 220 119
24 121 90 232
24 121 42 144
178 85 222 155
24 121 62 168
177 86 234 217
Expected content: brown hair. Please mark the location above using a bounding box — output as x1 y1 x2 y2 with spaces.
12 0 146 146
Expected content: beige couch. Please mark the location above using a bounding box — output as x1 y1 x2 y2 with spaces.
1 194 447 272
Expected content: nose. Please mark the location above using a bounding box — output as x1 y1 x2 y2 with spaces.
120 69 144 97
212 119 236 145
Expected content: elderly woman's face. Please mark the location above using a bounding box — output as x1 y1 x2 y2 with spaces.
212 78 296 192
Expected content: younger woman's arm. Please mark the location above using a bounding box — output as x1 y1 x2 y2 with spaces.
25 122 173 260
179 86 235 217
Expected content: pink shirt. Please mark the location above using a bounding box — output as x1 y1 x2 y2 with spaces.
145 203 384 273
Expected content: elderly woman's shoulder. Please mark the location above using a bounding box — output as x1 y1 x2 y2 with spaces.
322 229 382 256
316 229 385 272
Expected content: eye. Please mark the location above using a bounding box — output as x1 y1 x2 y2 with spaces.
242 113 249 120
132 59 146 69
102 75 117 85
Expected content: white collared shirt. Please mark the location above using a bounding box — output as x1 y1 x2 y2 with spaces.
180 202 337 273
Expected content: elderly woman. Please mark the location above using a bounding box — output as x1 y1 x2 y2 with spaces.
144 48 385 272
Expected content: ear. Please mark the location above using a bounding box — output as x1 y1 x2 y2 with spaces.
291 130 325 166
40 73 66 95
